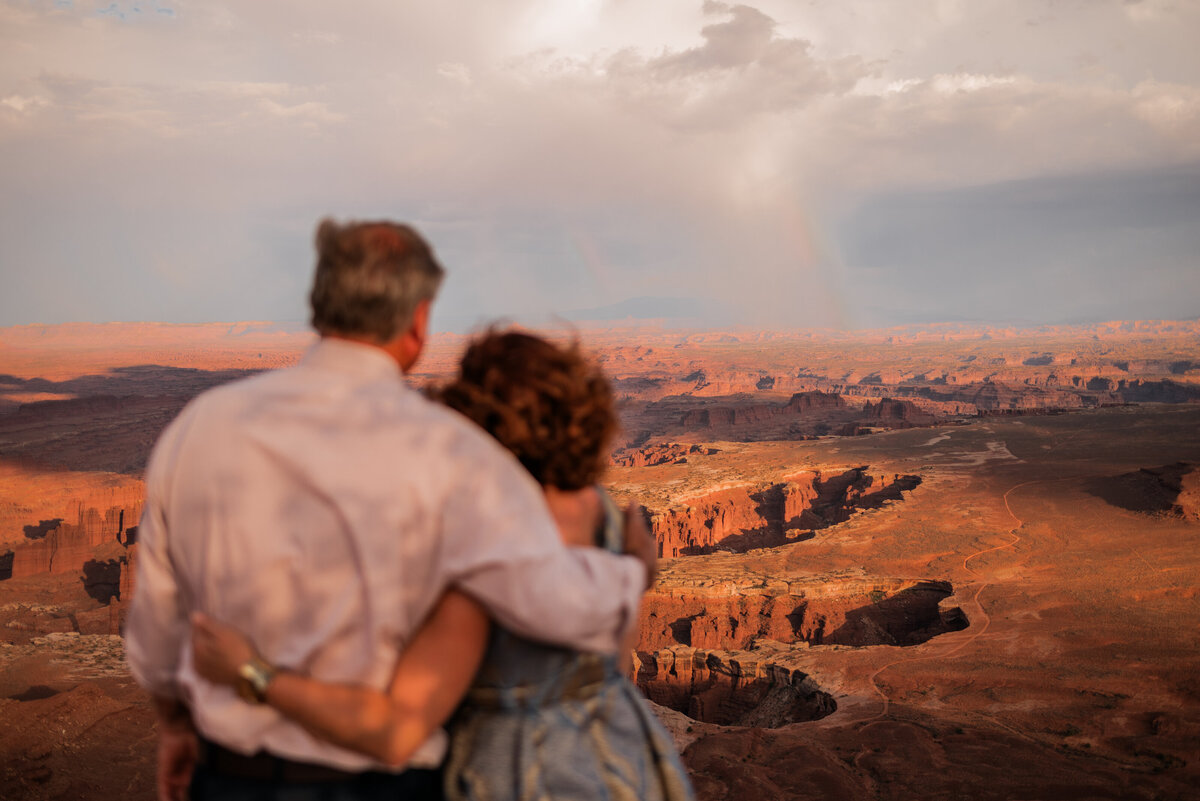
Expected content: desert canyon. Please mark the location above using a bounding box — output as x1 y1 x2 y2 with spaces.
1 319 1198 800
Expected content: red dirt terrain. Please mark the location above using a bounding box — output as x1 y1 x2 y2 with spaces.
614 407 1200 800
1 320 1198 800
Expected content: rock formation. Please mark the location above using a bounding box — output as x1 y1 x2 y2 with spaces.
784 391 847 413
612 443 691 467
675 391 850 436
637 579 966 651
634 647 836 727
648 467 921 557
863 398 936 427
7 502 142 580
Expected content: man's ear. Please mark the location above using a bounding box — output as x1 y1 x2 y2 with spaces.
394 299 432 373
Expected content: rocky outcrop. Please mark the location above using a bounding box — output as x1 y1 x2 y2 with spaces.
678 392 846 433
118 543 137 601
1116 380 1200 404
784 391 846 413
863 398 936 427
611 442 721 468
638 579 967 651
634 647 836 727
651 484 801 557
621 389 960 446
612 443 690 468
7 502 141 580
680 405 777 429
649 468 922 557
1086 462 1200 520
639 593 799 650
104 543 138 635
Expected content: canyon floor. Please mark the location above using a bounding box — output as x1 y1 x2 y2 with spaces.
614 404 1200 800
1 321 1198 800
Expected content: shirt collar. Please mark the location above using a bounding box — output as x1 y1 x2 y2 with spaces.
299 337 405 381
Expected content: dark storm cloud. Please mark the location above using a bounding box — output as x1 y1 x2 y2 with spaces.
839 166 1200 325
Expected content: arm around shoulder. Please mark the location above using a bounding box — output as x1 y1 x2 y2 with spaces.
442 456 651 652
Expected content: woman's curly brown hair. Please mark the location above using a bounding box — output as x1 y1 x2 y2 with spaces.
437 330 616 490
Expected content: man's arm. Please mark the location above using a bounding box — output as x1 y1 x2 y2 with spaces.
440 436 655 654
126 430 199 800
125 444 188 697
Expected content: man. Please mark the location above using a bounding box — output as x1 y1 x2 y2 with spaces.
126 219 655 800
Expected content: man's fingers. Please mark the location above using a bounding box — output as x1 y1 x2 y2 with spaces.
621 502 658 589
190 628 214 656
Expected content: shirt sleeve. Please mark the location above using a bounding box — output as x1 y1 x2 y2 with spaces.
125 420 188 698
439 430 646 654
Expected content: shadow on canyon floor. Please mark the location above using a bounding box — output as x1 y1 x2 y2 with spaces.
0 365 260 475
1084 462 1198 518
0 365 261 400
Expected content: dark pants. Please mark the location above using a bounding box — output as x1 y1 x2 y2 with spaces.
189 744 443 801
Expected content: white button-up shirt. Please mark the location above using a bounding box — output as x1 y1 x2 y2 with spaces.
125 337 645 770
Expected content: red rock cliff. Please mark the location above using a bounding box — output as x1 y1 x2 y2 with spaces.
649 467 920 557
9 501 142 579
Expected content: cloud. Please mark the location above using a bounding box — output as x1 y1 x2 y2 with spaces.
838 165 1200 326
436 62 472 87
1 0 1198 329
656 2 777 73
0 94 49 113
257 99 344 125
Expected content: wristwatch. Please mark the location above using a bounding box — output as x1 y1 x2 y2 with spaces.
236 656 277 704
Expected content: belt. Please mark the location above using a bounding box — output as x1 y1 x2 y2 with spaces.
196 737 363 783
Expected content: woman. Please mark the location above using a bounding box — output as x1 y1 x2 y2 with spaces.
192 330 695 801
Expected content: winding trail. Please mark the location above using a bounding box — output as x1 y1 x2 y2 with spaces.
859 425 1092 724
862 477 1057 722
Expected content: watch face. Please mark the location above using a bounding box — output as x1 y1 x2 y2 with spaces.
237 660 272 703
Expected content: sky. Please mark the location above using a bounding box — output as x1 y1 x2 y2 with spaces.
1 0 1198 332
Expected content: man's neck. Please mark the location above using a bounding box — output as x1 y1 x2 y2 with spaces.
322 333 413 373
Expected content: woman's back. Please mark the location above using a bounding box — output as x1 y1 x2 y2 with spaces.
445 493 694 801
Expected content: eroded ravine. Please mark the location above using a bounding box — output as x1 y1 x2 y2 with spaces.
638 579 967 651
634 648 837 728
648 466 922 557
629 463 971 732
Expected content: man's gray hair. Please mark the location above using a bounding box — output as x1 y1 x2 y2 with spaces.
309 218 445 342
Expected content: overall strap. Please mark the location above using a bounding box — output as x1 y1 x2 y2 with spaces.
595 486 624 553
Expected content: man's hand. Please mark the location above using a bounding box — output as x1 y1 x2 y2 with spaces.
621 503 658 590
191 612 259 688
152 697 196 801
